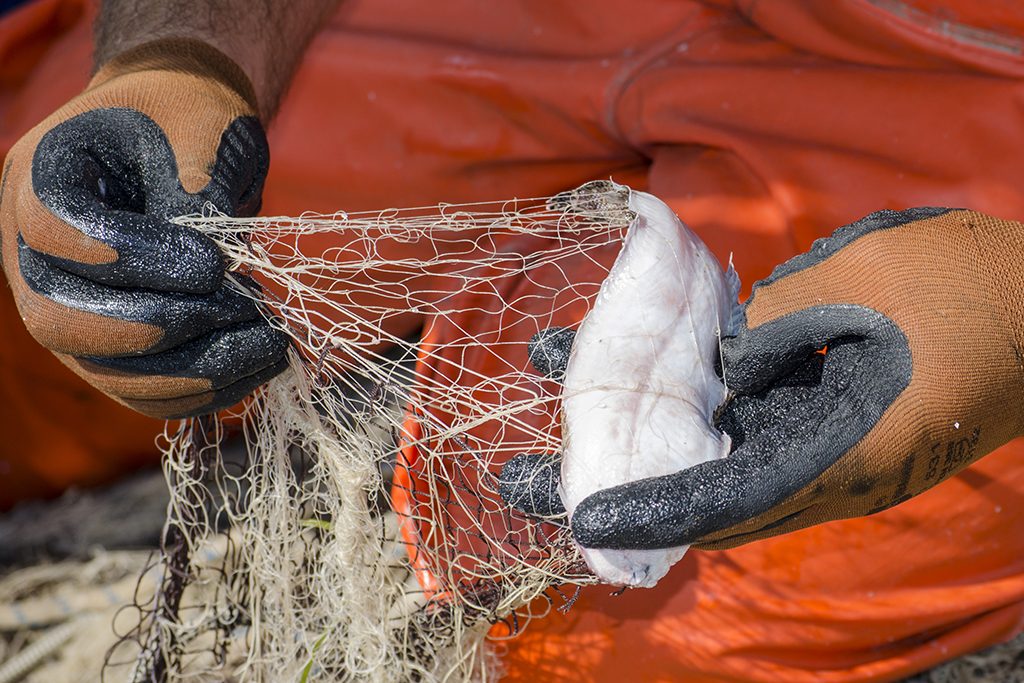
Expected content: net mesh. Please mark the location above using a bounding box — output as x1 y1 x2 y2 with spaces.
116 181 637 682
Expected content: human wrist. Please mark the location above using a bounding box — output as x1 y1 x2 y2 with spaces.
93 0 340 120
89 38 260 115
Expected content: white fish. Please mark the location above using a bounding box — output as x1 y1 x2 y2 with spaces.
560 186 740 588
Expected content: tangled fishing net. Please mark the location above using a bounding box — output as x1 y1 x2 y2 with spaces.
115 181 641 682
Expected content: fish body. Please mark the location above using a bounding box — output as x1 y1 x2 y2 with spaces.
560 187 739 588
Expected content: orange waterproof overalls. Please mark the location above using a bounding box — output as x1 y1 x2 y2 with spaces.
3 1 1024 680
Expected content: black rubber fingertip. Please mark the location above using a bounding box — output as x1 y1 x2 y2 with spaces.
247 320 290 356
82 319 289 388
203 117 269 217
218 353 291 405
570 475 703 550
498 453 565 516
570 493 619 547
267 324 291 356
527 326 575 381
158 229 225 293
718 333 777 393
168 355 290 419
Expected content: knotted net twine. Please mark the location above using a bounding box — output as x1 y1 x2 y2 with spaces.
119 182 637 682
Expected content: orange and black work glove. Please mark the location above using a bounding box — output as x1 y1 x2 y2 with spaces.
0 39 288 419
563 207 1024 551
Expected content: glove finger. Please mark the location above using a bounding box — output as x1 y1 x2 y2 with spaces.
572 309 911 550
25 108 225 293
527 326 575 382
72 319 289 392
721 303 907 395
199 116 269 218
18 236 261 356
498 452 565 517
60 320 289 418
570 436 814 550
124 356 289 419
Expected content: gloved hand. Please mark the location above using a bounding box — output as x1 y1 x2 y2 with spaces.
504 208 1024 551
0 39 288 419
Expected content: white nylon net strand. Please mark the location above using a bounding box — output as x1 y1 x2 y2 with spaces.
116 181 636 682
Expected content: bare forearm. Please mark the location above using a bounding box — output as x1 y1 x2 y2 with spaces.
94 0 340 118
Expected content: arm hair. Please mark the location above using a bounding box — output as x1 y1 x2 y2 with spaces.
94 0 341 118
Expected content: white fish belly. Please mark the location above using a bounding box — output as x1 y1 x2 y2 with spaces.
560 188 734 588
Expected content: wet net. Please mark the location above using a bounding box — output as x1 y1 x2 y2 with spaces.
114 182 640 681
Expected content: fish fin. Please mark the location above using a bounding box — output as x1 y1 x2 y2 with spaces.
724 254 743 337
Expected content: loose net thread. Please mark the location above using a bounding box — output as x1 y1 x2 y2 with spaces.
116 182 635 682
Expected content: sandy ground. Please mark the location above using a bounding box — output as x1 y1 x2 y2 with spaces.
0 468 1021 682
